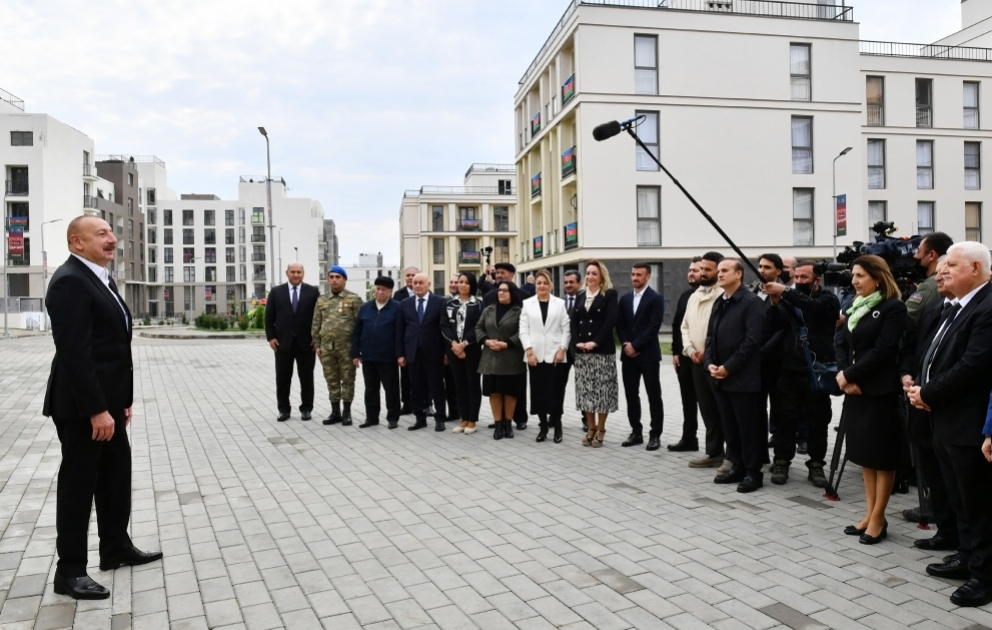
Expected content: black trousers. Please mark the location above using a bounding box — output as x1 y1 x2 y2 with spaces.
622 358 664 437
409 356 446 422
54 415 132 577
676 359 698 442
362 361 401 422
444 364 460 420
714 390 766 476
933 432 992 580
400 366 411 410
692 362 724 458
274 339 316 413
773 370 832 465
916 440 957 535
447 348 482 422
514 378 528 424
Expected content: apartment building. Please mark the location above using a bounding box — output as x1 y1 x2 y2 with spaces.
320 218 340 294
513 0 992 318
400 164 518 296
95 156 147 313
341 252 401 298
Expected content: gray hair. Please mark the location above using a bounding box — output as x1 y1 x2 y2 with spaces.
404 266 420 273
948 241 992 275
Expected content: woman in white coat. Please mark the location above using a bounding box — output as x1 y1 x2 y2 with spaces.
519 269 571 443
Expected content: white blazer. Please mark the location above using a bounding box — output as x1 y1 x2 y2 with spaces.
518 295 571 364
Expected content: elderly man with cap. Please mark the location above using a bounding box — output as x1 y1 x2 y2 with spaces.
352 276 402 429
312 265 363 426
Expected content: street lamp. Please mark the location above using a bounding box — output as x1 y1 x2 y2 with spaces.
293 246 298 262
258 127 276 292
278 228 282 277
186 255 202 326
41 218 63 332
832 147 854 260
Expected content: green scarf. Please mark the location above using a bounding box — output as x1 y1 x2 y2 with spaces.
847 291 883 332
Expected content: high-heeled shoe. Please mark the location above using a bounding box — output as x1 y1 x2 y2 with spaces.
592 429 605 448
859 521 888 545
582 428 596 447
844 525 867 536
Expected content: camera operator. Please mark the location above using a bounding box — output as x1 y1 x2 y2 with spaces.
907 232 953 332
762 261 840 487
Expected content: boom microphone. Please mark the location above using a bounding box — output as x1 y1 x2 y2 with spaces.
592 115 645 141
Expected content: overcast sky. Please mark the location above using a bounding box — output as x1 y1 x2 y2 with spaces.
0 0 965 265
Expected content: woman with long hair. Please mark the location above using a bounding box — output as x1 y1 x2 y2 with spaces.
571 260 619 447
476 281 526 440
441 272 484 434
519 269 571 443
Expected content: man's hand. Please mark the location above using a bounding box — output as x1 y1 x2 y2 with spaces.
763 282 786 297
352 358 361 367
708 365 728 380
842 383 863 396
268 339 279 352
691 350 704 365
983 436 991 463
901 375 915 393
125 407 133 428
623 342 637 358
91 411 115 441
672 355 681 369
908 385 931 411
398 357 406 368
836 314 846 328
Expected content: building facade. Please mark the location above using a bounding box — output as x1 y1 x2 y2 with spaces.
95 157 148 314
341 252 401 298
513 0 992 320
400 163 518 296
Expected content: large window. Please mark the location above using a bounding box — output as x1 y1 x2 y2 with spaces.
793 189 814 246
204 248 217 263
183 266 195 283
916 78 933 128
204 228 216 245
965 142 981 190
148 228 157 244
183 247 195 263
792 117 813 174
867 76 884 126
917 140 934 189
634 35 658 95
227 266 236 282
493 237 510 263
867 139 885 189
225 228 235 245
966 202 982 241
918 202 935 235
226 247 236 263
182 210 194 226
163 209 173 226
432 238 444 264
251 207 265 223
493 206 509 232
868 201 887 226
149 248 157 264
163 229 173 245
964 82 980 130
204 210 215 226
432 205 444 231
636 186 661 246
225 209 235 226
164 267 174 283
251 226 265 242
205 267 217 282
790 43 811 101
432 271 446 297
182 228 195 245
164 247 173 263
635 111 659 171
10 131 32 146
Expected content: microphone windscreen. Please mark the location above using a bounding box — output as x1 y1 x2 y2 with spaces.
592 121 621 142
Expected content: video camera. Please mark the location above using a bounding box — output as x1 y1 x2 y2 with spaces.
820 222 925 296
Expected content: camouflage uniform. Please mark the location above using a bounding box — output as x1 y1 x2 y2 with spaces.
906 273 939 334
312 289 363 402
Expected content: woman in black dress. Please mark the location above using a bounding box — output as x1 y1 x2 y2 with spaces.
441 272 484 434
476 281 526 440
836 254 908 545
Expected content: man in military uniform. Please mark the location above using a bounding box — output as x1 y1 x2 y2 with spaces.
312 265 363 426
907 232 953 333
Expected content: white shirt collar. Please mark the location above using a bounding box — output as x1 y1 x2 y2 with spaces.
955 282 987 311
633 286 647 298
71 253 109 283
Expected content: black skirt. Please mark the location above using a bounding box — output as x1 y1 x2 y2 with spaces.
842 392 904 471
482 373 525 399
528 362 569 415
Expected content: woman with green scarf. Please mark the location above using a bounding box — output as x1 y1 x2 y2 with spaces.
836 255 908 546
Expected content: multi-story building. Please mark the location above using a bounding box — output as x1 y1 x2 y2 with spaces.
400 163 518 296
319 218 339 294
340 252 401 298
95 156 148 313
513 0 992 318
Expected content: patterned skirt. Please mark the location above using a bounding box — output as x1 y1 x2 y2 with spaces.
574 353 619 414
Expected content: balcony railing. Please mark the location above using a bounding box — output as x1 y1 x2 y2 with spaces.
458 218 481 232
860 40 992 62
5 180 27 196
82 163 96 178
458 251 482 266
83 195 99 209
0 88 25 111
916 106 933 128
252 254 266 261
250 235 266 242
253 273 267 281
867 104 884 126
464 163 515 179
96 154 166 168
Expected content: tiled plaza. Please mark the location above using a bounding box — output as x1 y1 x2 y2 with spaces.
0 335 990 630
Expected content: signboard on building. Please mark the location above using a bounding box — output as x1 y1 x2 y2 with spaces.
562 147 576 177
7 226 23 256
564 222 578 250
533 236 543 258
531 113 541 136
562 74 575 104
531 173 541 197
836 194 847 237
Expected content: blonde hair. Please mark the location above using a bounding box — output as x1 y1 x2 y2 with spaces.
584 260 613 291
534 269 553 285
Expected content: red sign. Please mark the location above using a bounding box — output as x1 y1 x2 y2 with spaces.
8 226 23 256
836 194 847 237
164 288 170 299
205 287 213 300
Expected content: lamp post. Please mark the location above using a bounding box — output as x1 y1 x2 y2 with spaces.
40 218 63 332
832 147 853 260
293 246 298 263
258 127 276 292
186 255 202 326
278 228 282 277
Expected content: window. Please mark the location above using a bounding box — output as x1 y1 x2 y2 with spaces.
148 267 157 283
182 228 195 245
432 270 446 297
498 179 513 195
433 238 444 264
148 228 157 244
790 44 811 101
184 266 195 283
493 237 510 263
792 117 813 174
225 209 234 226
128 241 134 258
793 188 814 245
964 82 980 129
183 247 195 264
251 226 265 242
164 267 174 282
128 219 134 238
226 247 235 263
868 201 887 225
252 245 265 261
148 209 156 225
163 209 172 225
636 186 661 246
127 198 133 215
432 205 444 231
917 140 934 189
205 267 217 282
635 111 659 171
225 228 234 245
458 207 478 231
867 139 885 189
204 228 216 245
918 202 935 235
966 202 982 241
493 206 509 232
916 78 933 128
127 173 134 187
163 229 173 245
205 248 217 263
149 248 157 264
147 188 156 205
227 266 236 282
866 76 884 126
634 35 657 95
204 210 215 226
10 131 32 146
251 207 265 223
182 210 194 226
164 247 173 263
965 142 981 190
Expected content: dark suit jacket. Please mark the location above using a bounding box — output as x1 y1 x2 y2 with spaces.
396 294 446 364
617 287 664 363
43 256 133 420
570 288 619 356
394 286 414 302
919 282 992 446
899 298 947 443
836 297 907 396
671 287 694 357
265 282 319 350
704 288 764 392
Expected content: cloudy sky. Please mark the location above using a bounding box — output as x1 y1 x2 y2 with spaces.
0 0 965 265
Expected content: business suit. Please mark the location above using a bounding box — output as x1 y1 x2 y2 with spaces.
396 293 447 427
519 296 571 432
43 255 134 578
617 287 665 441
918 282 992 583
394 286 415 412
266 282 319 415
671 287 698 445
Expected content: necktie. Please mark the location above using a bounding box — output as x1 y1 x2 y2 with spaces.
567 296 574 313
921 302 961 384
417 298 425 323
292 286 298 313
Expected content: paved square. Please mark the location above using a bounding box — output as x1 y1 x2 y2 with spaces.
1 335 990 629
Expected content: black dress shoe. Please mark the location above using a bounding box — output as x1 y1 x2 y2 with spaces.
950 577 992 607
667 439 699 452
434 419 445 432
301 411 311 421
515 420 527 431
341 414 353 427
277 412 290 422
322 413 342 426
844 525 867 536
99 546 164 571
714 467 745 484
914 532 960 551
387 420 398 429
646 436 660 451
737 474 763 493
53 571 109 600
359 420 379 428
926 557 971 580
408 420 428 431
621 433 643 448
859 522 887 545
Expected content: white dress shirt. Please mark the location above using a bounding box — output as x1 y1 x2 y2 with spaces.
632 287 647 315
72 254 129 327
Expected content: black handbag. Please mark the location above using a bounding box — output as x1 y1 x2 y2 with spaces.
795 308 842 396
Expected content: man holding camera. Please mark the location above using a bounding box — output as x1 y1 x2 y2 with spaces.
763 261 839 487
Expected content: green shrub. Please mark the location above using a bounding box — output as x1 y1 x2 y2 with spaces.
238 315 249 331
253 305 266 329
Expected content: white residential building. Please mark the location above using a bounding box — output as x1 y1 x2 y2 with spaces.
340 252 401 298
513 0 992 315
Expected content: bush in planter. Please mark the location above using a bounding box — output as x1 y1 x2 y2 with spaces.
219 319 229 331
237 315 249 331
253 305 266 329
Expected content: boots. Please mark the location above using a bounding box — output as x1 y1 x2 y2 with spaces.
770 460 790 485
807 461 828 488
323 401 342 425
552 415 563 443
536 414 548 443
493 420 505 441
504 418 514 439
341 402 353 426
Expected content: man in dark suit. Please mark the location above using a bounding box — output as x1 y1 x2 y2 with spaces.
617 263 666 451
908 242 992 607
561 270 582 429
706 258 766 493
43 216 162 600
669 258 701 451
396 273 447 431
394 266 418 414
265 262 320 422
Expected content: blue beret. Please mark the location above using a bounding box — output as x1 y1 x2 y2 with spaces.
327 265 347 279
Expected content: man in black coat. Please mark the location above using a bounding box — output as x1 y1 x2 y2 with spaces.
43 216 162 600
617 263 666 450
669 258 700 451
265 262 320 422
396 273 447 431
908 242 992 608
394 266 418 414
705 258 766 493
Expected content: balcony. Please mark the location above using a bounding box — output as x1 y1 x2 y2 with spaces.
82 163 98 180
867 104 883 126
458 251 482 266
83 195 99 209
406 186 504 196
253 273 267 281
562 147 576 178
860 40 992 62
458 218 481 232
0 87 24 111
250 234 266 242
916 106 933 128
464 163 515 179
252 254 266 261
4 180 27 196
97 154 166 168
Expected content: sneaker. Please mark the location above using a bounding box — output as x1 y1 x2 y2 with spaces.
716 460 733 474
770 460 790 485
807 463 828 488
689 455 725 469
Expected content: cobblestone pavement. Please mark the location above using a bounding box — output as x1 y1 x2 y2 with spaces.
0 336 990 630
